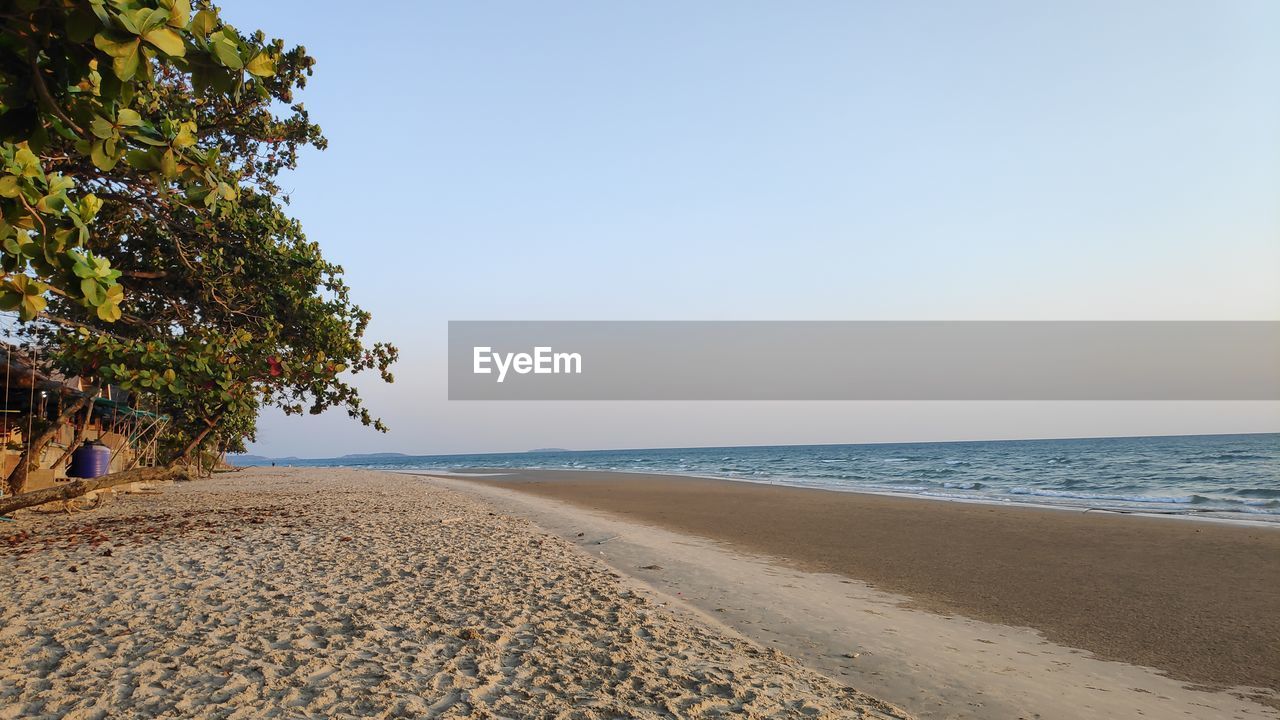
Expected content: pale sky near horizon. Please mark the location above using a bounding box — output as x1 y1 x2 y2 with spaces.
218 1 1280 457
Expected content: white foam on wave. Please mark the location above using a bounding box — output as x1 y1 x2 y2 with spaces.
1008 487 1202 504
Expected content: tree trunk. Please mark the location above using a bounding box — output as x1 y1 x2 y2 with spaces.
177 411 224 465
0 466 189 516
4 392 94 496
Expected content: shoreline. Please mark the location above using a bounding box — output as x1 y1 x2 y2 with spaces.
252 432 1280 523
441 467 1280 696
437 466 1280 527
429 471 1279 719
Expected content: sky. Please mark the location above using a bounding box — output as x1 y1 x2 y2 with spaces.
217 1 1280 457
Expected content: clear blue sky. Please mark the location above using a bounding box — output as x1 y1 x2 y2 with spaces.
219 1 1280 457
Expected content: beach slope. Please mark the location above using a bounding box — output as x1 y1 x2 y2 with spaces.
0 468 907 719
452 469 1280 696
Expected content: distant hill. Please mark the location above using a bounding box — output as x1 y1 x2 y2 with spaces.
229 452 408 465
231 454 272 465
228 455 302 465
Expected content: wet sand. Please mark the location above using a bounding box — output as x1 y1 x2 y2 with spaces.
456 469 1280 694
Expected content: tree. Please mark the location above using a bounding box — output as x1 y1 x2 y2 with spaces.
1 0 395 494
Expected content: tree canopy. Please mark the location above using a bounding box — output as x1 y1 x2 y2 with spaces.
0 0 396 491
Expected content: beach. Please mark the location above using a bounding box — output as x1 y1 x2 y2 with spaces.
0 468 907 719
436 468 1280 718
4 467 1278 720
3 4 1273 720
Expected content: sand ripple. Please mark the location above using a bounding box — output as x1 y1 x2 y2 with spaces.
0 468 908 719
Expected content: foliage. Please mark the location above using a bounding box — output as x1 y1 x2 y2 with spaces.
0 0 395 465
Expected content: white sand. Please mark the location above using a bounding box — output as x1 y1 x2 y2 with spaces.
0 468 909 719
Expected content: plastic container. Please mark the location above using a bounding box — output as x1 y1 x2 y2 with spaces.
68 440 111 479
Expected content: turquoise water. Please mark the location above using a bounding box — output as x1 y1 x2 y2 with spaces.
249 433 1280 519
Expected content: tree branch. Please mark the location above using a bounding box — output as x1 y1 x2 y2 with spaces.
25 39 86 137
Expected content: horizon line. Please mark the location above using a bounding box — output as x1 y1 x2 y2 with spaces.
234 430 1279 460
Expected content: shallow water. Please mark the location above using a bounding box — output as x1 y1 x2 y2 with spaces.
253 433 1280 519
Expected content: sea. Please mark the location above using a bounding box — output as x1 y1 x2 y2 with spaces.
247 433 1280 520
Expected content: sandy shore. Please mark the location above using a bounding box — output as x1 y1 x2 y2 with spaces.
448 469 1280 697
0 468 908 719
429 473 1280 720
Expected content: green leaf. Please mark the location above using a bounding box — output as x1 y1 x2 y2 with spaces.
245 52 275 77
66 9 100 44
97 302 122 322
160 149 177 178
14 146 42 177
78 194 103 221
116 8 141 34
27 124 49 155
142 27 185 57
88 0 109 25
90 115 116 139
211 37 243 69
19 293 46 321
139 7 171 34
112 47 141 81
0 176 18 198
131 134 169 147
47 174 73 195
173 121 197 149
90 140 119 171
125 148 160 170
190 9 217 37
165 0 191 28
36 192 66 213
116 108 143 126
81 278 104 305
94 31 138 58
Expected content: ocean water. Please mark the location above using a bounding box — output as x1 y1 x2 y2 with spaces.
255 433 1280 520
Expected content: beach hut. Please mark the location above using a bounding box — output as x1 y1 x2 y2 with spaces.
1 341 169 500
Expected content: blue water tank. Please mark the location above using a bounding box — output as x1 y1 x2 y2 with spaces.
68 440 111 479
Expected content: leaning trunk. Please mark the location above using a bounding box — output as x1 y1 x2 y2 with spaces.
4 392 94 496
177 411 224 466
0 466 189 516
